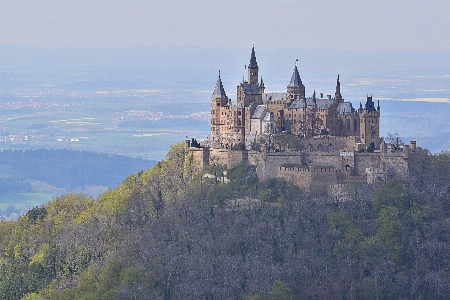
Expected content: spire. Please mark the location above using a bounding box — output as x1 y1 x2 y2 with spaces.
212 71 227 99
260 77 264 88
288 65 303 88
313 90 317 106
335 73 341 100
249 45 258 68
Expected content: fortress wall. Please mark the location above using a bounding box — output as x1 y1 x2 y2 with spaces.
257 152 303 180
277 166 339 193
354 153 381 176
310 168 338 186
366 168 388 184
303 152 342 169
209 148 229 166
300 136 360 153
186 147 209 172
277 167 311 192
337 169 353 183
227 150 248 168
248 151 260 165
381 155 409 180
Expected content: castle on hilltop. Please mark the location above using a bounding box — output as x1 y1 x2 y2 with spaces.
186 46 417 197
211 46 381 151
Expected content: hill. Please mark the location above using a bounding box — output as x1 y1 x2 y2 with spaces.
0 143 450 299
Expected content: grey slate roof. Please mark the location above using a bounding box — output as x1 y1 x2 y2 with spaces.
337 102 355 114
262 92 287 101
242 83 260 95
289 97 333 109
288 65 304 88
365 96 376 112
212 73 227 98
249 46 258 68
251 105 266 119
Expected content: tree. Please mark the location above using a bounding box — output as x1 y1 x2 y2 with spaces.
386 132 404 150
299 107 324 138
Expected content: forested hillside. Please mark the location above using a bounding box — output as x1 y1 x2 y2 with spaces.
0 143 450 299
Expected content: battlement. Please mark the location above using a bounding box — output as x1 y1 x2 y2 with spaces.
329 183 346 189
366 167 385 173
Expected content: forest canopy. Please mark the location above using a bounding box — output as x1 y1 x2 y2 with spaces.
0 145 450 299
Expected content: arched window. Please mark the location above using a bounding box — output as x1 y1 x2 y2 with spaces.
354 119 357 131
346 119 350 130
309 144 313 152
327 144 334 152
317 144 324 152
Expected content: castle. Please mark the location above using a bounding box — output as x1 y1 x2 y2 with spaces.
186 46 417 197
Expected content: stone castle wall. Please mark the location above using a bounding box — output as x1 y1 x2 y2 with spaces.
256 152 303 181
277 166 337 192
300 136 361 153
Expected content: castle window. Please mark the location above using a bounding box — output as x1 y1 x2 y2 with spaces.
354 119 357 131
309 144 313 152
327 144 334 152
346 119 350 130
317 144 324 152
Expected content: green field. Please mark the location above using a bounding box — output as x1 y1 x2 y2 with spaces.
0 193 53 211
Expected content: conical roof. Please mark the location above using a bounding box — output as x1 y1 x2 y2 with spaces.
248 46 258 68
288 65 304 88
212 72 227 98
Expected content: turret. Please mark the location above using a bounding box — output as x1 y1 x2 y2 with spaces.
211 71 228 106
365 95 376 112
287 61 305 100
260 77 265 93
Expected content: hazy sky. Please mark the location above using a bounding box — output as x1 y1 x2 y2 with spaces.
0 0 449 50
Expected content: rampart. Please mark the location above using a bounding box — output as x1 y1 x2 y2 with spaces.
277 166 337 192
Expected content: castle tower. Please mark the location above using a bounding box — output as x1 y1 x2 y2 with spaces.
248 46 259 84
287 62 305 101
359 95 381 148
210 71 229 148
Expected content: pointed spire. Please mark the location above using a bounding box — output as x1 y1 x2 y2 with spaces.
212 70 227 99
288 65 303 88
260 77 264 88
249 45 258 68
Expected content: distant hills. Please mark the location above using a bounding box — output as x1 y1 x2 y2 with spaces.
0 149 156 218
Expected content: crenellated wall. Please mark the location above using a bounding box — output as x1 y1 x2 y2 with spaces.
186 140 416 197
